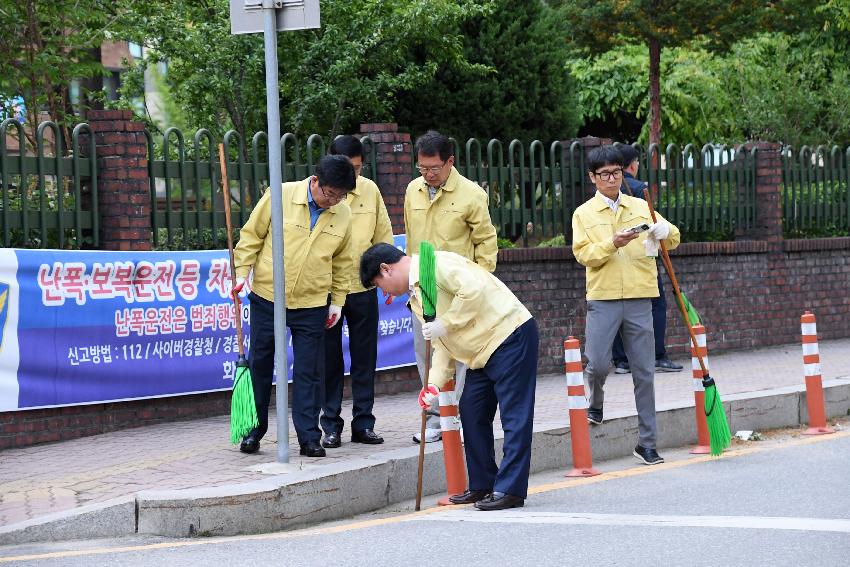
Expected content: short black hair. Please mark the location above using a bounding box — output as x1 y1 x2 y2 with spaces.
415 130 453 162
359 243 404 288
587 145 625 172
330 135 363 159
618 144 639 165
315 154 356 192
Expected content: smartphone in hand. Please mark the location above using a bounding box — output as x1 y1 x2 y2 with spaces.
628 223 650 233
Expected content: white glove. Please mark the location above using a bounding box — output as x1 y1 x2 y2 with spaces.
421 319 447 340
325 304 343 329
644 237 659 258
647 220 670 240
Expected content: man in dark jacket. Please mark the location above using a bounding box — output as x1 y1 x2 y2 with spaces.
610 145 683 375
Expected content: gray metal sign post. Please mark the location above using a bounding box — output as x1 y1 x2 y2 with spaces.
231 0 320 463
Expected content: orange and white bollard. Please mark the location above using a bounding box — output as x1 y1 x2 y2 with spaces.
564 337 600 477
800 312 834 435
437 378 468 505
689 324 711 454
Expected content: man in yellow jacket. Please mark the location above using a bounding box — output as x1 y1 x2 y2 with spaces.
320 136 394 449
572 145 681 466
404 130 498 443
233 155 355 458
360 243 537 511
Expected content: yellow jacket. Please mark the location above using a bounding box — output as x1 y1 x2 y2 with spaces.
345 176 394 294
572 192 680 300
233 178 353 308
404 167 498 272
409 251 532 388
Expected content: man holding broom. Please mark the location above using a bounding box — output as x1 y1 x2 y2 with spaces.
572 145 680 466
233 155 356 458
360 243 537 511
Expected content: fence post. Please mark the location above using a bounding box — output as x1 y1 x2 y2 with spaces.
737 142 783 251
560 136 612 197
359 123 411 234
86 110 151 251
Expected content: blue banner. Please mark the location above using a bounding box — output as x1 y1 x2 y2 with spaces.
0 236 414 411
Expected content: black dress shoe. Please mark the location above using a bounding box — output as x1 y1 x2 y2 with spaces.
474 491 524 511
448 489 490 505
299 441 326 457
351 428 384 444
321 431 341 448
240 433 260 454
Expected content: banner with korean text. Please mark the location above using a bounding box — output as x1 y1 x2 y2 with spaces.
0 240 414 411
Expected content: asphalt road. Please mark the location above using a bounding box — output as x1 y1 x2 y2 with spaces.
2 427 849 567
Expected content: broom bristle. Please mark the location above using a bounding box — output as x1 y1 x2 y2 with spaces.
703 376 731 456
419 241 437 319
230 363 258 444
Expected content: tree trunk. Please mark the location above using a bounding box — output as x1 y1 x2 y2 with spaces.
648 37 662 147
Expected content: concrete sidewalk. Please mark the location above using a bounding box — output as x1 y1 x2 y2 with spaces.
2 338 850 543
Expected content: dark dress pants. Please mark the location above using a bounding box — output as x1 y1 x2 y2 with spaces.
321 289 379 434
459 318 538 499
247 292 326 445
613 273 668 363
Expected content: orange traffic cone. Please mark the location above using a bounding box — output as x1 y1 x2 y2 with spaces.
800 312 834 435
565 337 600 477
437 378 468 505
689 324 711 454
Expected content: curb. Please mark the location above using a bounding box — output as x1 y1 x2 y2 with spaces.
2 378 849 544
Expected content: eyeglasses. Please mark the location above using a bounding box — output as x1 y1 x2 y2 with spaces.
319 185 346 203
416 161 447 175
592 168 623 181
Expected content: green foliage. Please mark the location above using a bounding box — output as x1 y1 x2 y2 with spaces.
536 234 565 248
568 41 731 144
396 0 580 142
718 33 850 147
496 237 516 249
0 0 116 149
569 30 850 148
114 0 489 139
557 0 824 143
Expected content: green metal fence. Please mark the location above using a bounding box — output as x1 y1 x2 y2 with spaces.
0 119 98 248
413 139 757 245
145 129 377 249
782 146 850 237
4 120 850 249
640 143 757 241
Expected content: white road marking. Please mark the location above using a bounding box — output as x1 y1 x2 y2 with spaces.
414 510 850 533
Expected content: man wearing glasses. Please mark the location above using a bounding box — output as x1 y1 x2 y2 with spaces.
233 155 356 458
404 130 498 443
320 135 394 450
572 145 680 466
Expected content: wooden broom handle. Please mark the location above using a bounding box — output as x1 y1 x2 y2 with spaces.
642 189 709 375
218 144 245 357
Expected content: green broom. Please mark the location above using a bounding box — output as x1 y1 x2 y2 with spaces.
415 241 438 511
219 144 259 444
643 190 731 455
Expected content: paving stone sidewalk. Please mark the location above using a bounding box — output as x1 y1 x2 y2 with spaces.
1 338 849 528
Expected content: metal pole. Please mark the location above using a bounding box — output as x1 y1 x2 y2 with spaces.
263 0 289 463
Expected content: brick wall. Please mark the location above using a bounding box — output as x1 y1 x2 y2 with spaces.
4 237 849 450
